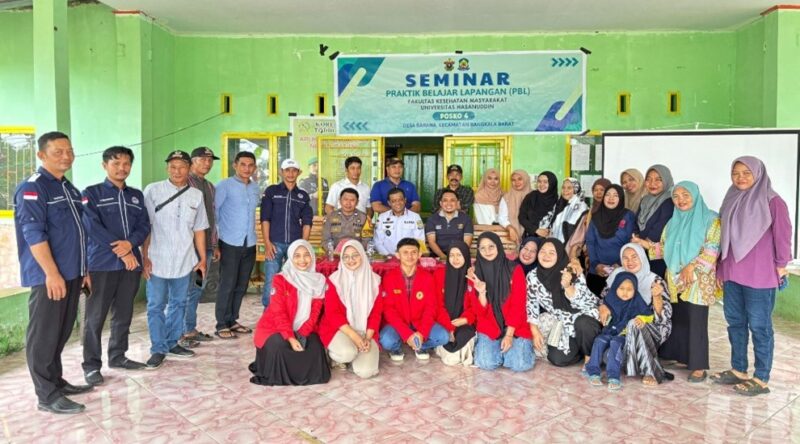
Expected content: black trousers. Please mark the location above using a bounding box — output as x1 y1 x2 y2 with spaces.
26 278 82 403
547 315 602 367
82 270 141 372
215 240 256 331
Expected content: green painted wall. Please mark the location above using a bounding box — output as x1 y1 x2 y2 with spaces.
0 11 34 126
733 18 766 127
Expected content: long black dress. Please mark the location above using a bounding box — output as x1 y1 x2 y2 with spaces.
250 333 331 386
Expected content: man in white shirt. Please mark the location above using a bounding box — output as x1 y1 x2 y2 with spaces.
325 156 371 217
374 188 425 256
142 151 209 369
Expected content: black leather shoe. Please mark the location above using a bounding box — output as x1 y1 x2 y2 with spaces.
37 396 85 414
60 381 94 395
84 370 104 386
109 357 147 370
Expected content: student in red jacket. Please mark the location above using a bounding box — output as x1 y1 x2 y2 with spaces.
250 240 331 386
468 232 534 372
433 241 478 366
379 238 450 361
319 240 383 378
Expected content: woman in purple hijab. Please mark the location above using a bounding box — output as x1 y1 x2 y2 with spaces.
711 156 793 396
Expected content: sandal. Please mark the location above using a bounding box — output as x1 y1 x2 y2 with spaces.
185 331 214 342
589 375 603 386
230 323 252 334
710 369 746 385
214 329 238 340
608 378 622 391
688 370 707 383
734 379 770 397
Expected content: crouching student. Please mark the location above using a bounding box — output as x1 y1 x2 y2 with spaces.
250 240 331 386
319 240 383 378
469 232 534 372
379 238 450 361
585 272 653 391
433 242 478 366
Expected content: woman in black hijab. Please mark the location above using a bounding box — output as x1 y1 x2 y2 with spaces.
432 242 478 366
585 184 636 295
467 232 534 372
518 171 559 238
517 236 543 276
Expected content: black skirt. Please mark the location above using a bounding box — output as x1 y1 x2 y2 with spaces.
659 298 709 371
249 333 331 386
443 324 476 353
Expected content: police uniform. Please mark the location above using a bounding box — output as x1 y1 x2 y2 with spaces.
81 179 151 374
14 166 87 405
322 209 368 248
373 208 425 255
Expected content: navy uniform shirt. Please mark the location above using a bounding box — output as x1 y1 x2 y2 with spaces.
14 167 87 287
82 179 151 272
424 210 474 252
260 182 313 244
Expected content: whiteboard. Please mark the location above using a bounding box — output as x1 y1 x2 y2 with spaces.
603 130 799 258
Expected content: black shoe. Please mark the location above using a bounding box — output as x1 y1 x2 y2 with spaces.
84 370 104 386
60 381 94 395
168 345 196 359
146 353 166 370
37 396 85 414
109 357 147 370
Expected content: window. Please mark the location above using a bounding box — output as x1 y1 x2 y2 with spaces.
1 128 37 217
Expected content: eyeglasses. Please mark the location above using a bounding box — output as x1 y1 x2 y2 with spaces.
342 254 360 261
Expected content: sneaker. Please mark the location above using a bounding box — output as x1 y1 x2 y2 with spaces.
146 353 166 370
109 357 147 370
414 350 430 360
179 337 200 349
389 351 405 362
168 345 196 359
84 370 104 386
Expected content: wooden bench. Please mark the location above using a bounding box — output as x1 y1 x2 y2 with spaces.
471 224 518 257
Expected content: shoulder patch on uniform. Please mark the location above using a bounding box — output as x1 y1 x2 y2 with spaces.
27 173 41 183
132 197 140 204
416 220 424 229
81 197 88 205
23 191 38 200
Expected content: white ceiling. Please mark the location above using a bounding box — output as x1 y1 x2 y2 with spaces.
96 0 780 35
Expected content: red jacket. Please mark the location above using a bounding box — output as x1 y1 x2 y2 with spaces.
380 267 438 341
468 265 531 340
432 268 477 332
253 274 325 348
318 283 384 347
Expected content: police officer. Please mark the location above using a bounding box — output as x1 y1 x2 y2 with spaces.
81 146 151 386
373 188 425 256
14 131 93 414
425 189 474 259
322 187 368 249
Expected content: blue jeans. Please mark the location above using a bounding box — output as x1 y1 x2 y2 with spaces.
723 281 777 382
146 274 191 355
185 249 213 334
586 333 625 380
262 242 289 307
379 323 449 353
474 333 535 372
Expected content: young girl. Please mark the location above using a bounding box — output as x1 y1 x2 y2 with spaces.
585 272 653 390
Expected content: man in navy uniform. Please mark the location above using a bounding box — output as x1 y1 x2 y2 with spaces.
81 146 151 386
14 131 94 414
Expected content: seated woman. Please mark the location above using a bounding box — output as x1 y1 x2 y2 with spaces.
586 272 653 391
544 177 588 245
505 169 533 244
518 171 558 238
640 181 721 383
433 242 478 366
631 165 675 278
473 168 505 224
585 184 635 295
468 232 534 372
517 236 542 277
250 240 331 386
526 238 601 368
567 178 611 262
600 243 672 386
620 168 646 213
319 240 383 379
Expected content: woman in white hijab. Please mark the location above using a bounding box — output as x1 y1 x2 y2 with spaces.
319 240 383 378
251 240 331 386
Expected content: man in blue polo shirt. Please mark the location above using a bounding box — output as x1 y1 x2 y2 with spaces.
14 131 94 414
370 157 420 214
260 158 313 306
80 146 151 386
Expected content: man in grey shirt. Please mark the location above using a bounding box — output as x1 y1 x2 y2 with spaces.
182 146 219 347
142 150 209 369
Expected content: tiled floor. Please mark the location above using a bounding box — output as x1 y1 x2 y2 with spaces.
2 293 800 443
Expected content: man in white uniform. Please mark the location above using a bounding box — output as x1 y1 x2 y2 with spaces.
374 188 425 256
